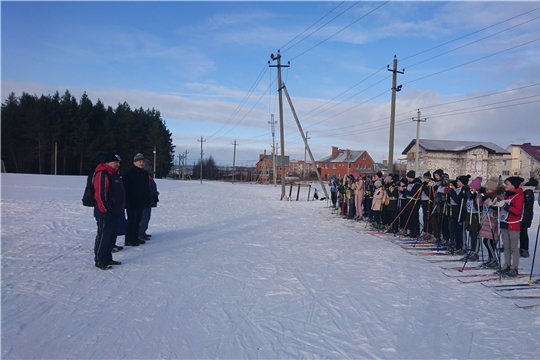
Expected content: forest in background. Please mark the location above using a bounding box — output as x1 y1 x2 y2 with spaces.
1 90 175 177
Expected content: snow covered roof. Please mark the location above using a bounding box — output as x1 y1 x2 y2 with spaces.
401 139 510 155
318 149 366 162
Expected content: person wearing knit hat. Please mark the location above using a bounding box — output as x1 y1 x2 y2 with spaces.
520 177 536 258
419 171 434 237
485 176 499 191
448 174 469 255
463 176 483 262
457 175 471 186
468 176 482 190
433 169 444 179
423 171 432 180
90 151 125 269
494 176 525 277
122 153 151 246
505 176 524 189
403 170 422 238
103 151 121 164
371 179 384 229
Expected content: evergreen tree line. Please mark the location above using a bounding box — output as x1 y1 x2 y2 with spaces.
1 90 175 177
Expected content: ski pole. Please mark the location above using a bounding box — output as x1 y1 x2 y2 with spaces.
528 218 540 285
387 184 423 233
498 206 503 284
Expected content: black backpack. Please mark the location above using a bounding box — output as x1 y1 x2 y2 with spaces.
82 171 110 207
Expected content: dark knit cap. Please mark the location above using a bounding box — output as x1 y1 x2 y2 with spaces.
524 177 539 187
406 170 415 179
400 177 408 186
103 151 121 163
433 169 444 178
457 175 471 185
392 174 400 183
442 173 450 181
376 172 383 178
506 176 524 188
423 171 432 180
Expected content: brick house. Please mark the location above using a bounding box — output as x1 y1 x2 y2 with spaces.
401 139 510 180
255 152 289 181
317 146 376 180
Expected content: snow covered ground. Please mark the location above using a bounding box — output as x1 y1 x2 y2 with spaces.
2 173 540 359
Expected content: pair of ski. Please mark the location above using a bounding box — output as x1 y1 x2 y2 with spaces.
487 282 540 308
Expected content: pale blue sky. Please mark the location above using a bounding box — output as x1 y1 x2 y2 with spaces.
3 1 540 166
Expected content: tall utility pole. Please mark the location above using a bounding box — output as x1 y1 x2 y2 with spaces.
268 114 277 187
387 55 404 174
269 50 290 200
182 150 188 180
303 131 310 180
198 136 206 184
412 109 427 174
232 140 238 184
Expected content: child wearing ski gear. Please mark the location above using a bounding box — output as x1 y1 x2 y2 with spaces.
385 175 400 233
329 174 338 209
479 176 505 268
364 177 374 221
404 171 422 238
354 176 364 220
432 169 445 244
371 180 384 229
496 176 525 278
398 178 409 234
519 177 537 257
448 175 469 254
420 172 435 239
463 176 482 262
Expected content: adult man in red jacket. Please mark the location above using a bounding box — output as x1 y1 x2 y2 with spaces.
93 152 125 270
495 176 525 278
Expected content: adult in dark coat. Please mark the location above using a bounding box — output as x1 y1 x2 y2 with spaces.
520 177 538 257
122 153 151 246
93 151 125 269
139 160 159 240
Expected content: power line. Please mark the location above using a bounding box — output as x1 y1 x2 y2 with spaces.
289 1 389 61
280 1 348 52
401 5 540 62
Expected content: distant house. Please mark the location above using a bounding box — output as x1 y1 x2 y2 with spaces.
255 151 289 181
401 139 510 180
317 146 376 180
502 142 540 178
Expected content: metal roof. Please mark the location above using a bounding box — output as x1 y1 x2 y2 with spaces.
513 143 540 164
318 149 366 162
402 139 510 155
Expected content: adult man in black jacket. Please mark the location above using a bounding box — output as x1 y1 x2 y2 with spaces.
123 153 151 246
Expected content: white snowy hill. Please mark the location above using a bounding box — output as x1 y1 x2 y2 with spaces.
2 173 540 359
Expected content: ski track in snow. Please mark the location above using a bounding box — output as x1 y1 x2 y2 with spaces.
2 173 540 359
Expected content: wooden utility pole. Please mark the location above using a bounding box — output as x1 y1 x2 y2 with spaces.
387 55 404 174
269 50 290 200
412 109 427 174
198 136 205 184
232 140 238 184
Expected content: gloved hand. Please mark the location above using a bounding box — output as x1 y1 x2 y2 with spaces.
494 200 506 208
428 180 435 187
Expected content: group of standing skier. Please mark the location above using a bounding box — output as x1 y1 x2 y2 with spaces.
329 170 538 279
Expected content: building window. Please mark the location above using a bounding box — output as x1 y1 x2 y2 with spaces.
502 170 509 176
503 160 507 166
520 160 522 169
332 164 336 169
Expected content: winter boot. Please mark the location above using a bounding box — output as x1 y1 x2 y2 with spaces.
503 267 519 278
468 252 479 262
495 264 510 274
520 249 530 258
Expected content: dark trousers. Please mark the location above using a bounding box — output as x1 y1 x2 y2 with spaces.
387 209 399 232
331 191 337 207
453 217 464 249
483 238 497 260
94 214 118 266
139 207 152 238
520 227 530 250
405 201 420 235
126 207 143 245
420 200 432 234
